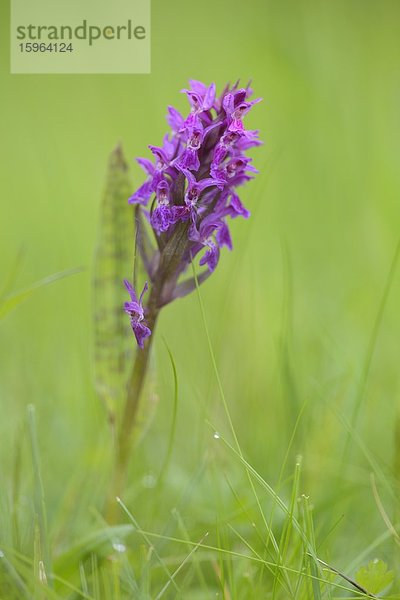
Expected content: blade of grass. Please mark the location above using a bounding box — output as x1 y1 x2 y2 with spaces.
154 533 209 600
225 476 287 586
118 526 375 597
370 473 400 546
116 497 180 595
0 247 24 299
301 495 322 600
214 520 229 599
0 550 31 599
227 522 290 591
315 557 377 599
191 260 294 594
11 431 23 552
171 508 208 591
343 238 400 465
27 405 51 587
91 554 100 600
157 339 179 487
54 524 134 580
0 267 83 320
272 458 302 600
334 409 397 504
79 561 89 597
208 426 320 563
33 520 48 599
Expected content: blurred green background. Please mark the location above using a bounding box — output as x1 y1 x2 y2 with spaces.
1 0 400 596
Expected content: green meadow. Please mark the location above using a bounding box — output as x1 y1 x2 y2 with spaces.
1 0 400 597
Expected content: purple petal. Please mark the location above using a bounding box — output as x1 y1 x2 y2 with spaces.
197 177 225 193
167 106 185 132
222 93 234 116
188 79 208 95
124 279 138 303
156 180 170 202
124 300 142 316
197 214 223 239
228 119 245 134
182 112 202 130
199 242 219 272
232 99 261 120
227 193 250 219
136 157 155 176
128 180 153 205
203 83 216 110
182 90 203 112
216 222 233 250
132 321 151 349
176 148 200 171
171 205 191 223
138 281 149 305
212 144 228 167
148 145 169 167
233 88 248 106
187 127 204 150
162 134 180 158
151 204 173 232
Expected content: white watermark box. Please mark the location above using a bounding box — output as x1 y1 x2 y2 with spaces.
10 0 150 74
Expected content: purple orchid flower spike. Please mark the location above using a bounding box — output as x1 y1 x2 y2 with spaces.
107 81 263 515
123 279 151 349
126 79 262 347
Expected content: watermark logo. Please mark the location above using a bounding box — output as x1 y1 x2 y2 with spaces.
10 0 150 74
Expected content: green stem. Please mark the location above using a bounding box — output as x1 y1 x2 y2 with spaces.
106 219 191 521
106 300 159 522
119 317 158 466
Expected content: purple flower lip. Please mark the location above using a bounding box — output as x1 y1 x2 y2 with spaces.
125 80 262 347
123 280 151 349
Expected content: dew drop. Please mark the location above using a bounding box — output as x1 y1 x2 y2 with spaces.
213 432 220 440
38 560 47 584
112 542 126 554
142 472 157 488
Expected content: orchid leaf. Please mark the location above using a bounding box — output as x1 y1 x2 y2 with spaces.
160 269 211 307
93 145 135 420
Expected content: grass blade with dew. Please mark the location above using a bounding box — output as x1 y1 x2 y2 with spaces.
301 495 322 600
54 524 134 584
116 497 180 595
0 549 31 599
192 260 294 594
208 427 321 564
272 458 302 600
112 525 375 597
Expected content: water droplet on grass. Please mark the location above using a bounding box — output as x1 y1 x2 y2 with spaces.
213 432 220 439
112 542 126 553
142 472 156 488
